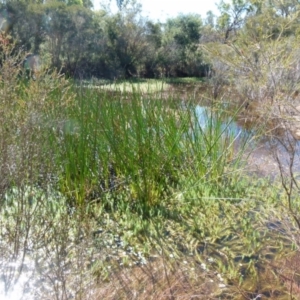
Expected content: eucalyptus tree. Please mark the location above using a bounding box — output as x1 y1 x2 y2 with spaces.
0 1 48 53
200 11 222 43
43 1 105 76
104 1 149 78
160 14 203 77
143 20 162 77
216 0 253 41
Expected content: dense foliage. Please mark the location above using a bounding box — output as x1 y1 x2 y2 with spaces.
0 0 209 78
2 0 300 81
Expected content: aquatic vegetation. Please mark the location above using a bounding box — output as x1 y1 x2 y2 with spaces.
0 45 299 298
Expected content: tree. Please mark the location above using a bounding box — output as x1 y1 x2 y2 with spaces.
104 2 149 78
42 1 105 77
205 10 216 28
160 14 203 77
1 2 48 53
204 0 300 127
216 0 252 41
142 20 162 77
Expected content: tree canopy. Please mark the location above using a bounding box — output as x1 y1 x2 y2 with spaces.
0 0 299 79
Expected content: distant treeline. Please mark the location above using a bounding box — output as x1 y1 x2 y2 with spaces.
2 0 300 82
0 0 215 79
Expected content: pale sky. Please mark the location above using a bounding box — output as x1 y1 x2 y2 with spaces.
93 0 221 22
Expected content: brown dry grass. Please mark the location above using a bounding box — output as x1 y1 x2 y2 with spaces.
269 251 300 299
91 257 228 300
88 252 300 300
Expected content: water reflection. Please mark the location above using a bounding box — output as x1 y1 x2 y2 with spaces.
0 257 35 300
194 104 300 177
194 104 254 145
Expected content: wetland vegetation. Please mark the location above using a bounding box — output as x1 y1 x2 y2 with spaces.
1 0 300 299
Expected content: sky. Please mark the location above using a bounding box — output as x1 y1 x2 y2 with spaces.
93 0 221 22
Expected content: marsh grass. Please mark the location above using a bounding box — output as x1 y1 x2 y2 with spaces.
48 83 251 216
0 43 299 299
80 78 170 94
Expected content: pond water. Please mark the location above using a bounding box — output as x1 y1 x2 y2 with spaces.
194 104 254 140
0 257 36 300
195 104 300 178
